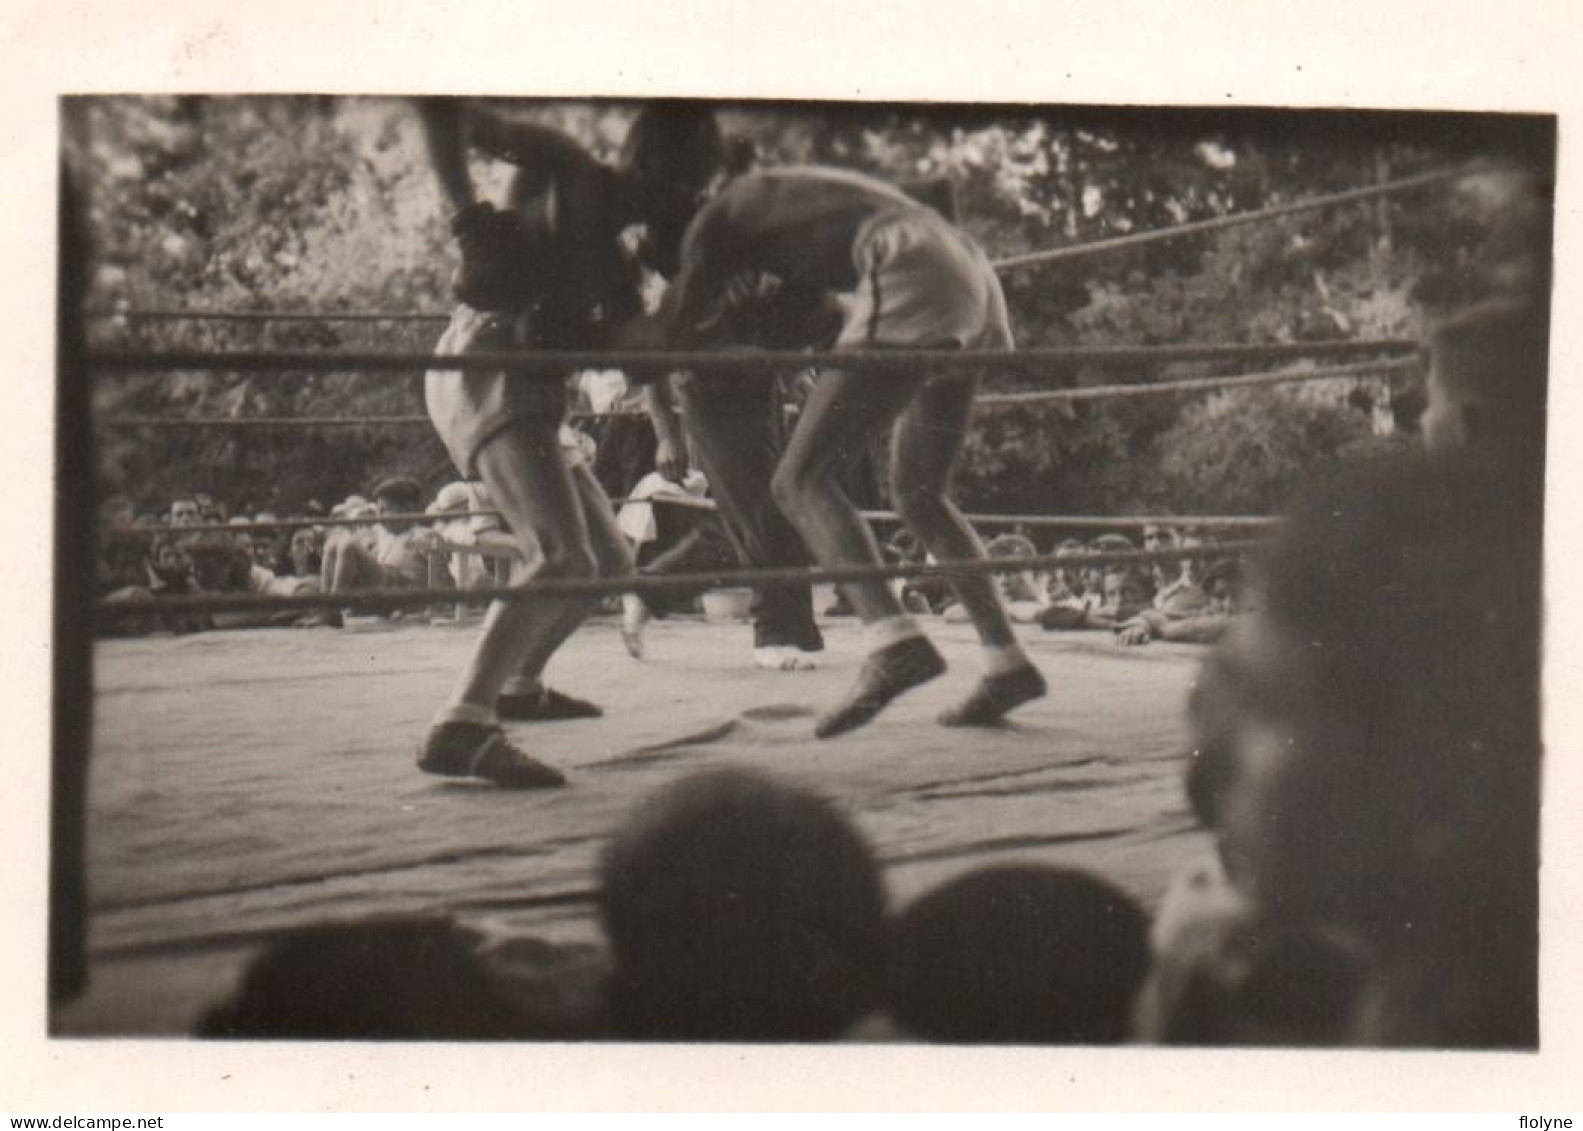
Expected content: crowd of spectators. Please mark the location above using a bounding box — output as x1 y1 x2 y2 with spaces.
896 522 1248 646
95 468 1255 643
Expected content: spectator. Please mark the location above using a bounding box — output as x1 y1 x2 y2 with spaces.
168 496 201 529
1152 532 1210 616
285 523 324 580
1045 538 1087 606
1116 556 1245 646
249 512 286 572
319 477 443 601
891 528 949 615
946 533 1046 624
97 494 147 600
1040 562 1150 631
1420 298 1547 482
146 536 193 590
887 865 1150 1044
141 534 210 634
575 368 659 502
194 492 226 524
1162 454 1539 1047
197 918 528 1040
429 480 518 592
600 769 886 1041
1141 522 1179 597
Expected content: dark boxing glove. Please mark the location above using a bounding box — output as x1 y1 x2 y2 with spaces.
451 202 544 314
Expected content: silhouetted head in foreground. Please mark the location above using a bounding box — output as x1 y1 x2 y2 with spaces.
885 865 1150 1044
1185 452 1540 1046
197 918 524 1040
599 768 887 1041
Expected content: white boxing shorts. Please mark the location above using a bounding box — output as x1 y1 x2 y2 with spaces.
836 208 1015 358
425 305 569 478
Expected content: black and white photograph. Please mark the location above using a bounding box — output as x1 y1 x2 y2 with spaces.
8 1 1583 1115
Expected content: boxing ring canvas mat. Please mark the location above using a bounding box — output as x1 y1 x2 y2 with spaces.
63 615 1213 1034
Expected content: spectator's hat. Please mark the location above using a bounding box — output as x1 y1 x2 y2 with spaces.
986 533 1038 559
372 476 424 504
1091 533 1135 553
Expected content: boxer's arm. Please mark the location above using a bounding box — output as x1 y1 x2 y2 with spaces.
612 208 733 351
415 98 475 216
644 379 689 483
464 106 592 194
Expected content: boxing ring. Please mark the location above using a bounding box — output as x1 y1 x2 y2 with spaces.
56 164 1465 1035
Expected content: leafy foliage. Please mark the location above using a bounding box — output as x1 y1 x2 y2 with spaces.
71 98 1551 520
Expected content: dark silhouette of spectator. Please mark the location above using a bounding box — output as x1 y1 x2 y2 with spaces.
886 865 1150 1044
1174 453 1539 1047
197 918 527 1040
599 769 887 1041
97 494 147 599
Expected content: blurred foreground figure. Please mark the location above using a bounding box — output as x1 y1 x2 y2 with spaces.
198 918 526 1040
599 768 887 1041
1165 448 1541 1047
886 865 1150 1044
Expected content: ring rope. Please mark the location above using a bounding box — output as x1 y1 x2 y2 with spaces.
86 339 1419 377
87 309 453 323
97 409 650 429
988 164 1476 271
107 507 1280 541
96 541 1262 619
96 356 1416 431
973 356 1418 407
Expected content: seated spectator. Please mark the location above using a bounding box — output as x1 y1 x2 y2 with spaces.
197 918 529 1040
887 865 1150 1044
1041 563 1151 631
1142 522 1180 597
97 494 148 600
599 769 886 1041
139 534 211 634
429 480 516 591
182 523 315 629
1154 532 1210 614
146 533 197 595
285 523 324 579
1167 453 1539 1047
616 468 711 565
168 495 201 530
319 477 443 599
248 512 286 572
890 529 947 615
946 533 1046 624
194 492 223 524
186 527 269 598
1045 538 1088 606
1116 557 1246 646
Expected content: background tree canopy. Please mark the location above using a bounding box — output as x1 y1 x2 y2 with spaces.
72 97 1554 521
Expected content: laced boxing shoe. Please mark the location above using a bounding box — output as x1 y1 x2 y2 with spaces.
938 663 1048 727
814 635 947 740
418 722 567 789
496 687 603 722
